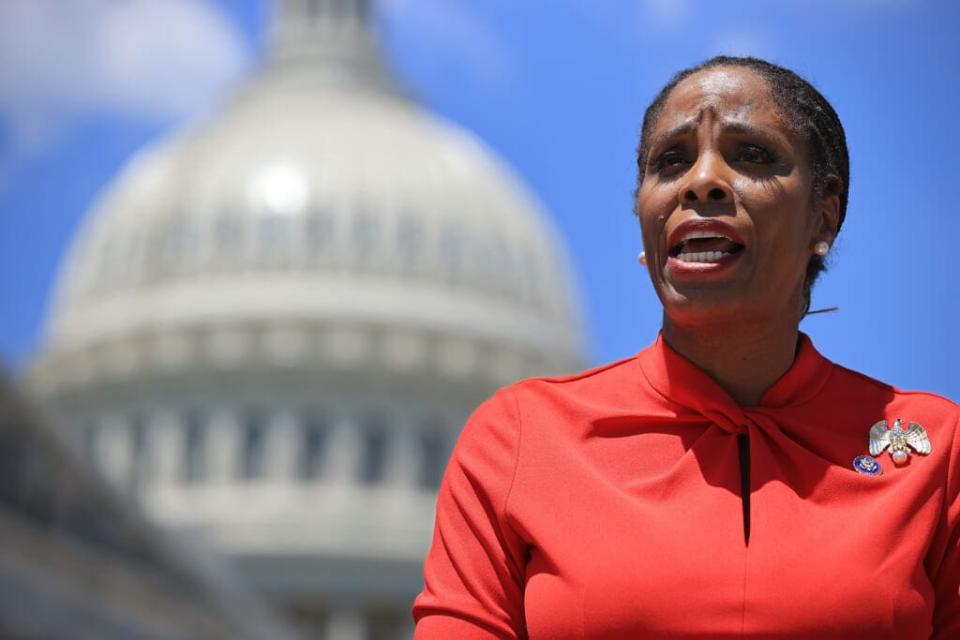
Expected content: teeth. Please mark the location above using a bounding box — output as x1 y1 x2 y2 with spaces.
676 250 728 263
679 231 731 242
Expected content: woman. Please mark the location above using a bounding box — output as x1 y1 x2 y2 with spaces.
412 56 960 638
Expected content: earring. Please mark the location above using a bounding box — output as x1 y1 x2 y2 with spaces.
814 241 830 257
638 251 647 266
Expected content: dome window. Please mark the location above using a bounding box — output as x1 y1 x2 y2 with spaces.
239 409 269 480
258 213 292 259
352 209 380 265
484 235 513 293
162 218 195 269
128 414 150 491
215 213 243 258
357 413 389 486
438 226 464 280
395 215 422 271
417 420 447 491
298 410 329 480
181 410 207 484
304 208 333 258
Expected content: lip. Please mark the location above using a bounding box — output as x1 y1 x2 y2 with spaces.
666 219 745 253
667 251 743 276
664 218 746 279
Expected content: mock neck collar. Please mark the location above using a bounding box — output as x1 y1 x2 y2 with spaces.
636 331 833 432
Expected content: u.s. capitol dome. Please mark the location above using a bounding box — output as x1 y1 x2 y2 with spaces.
28 0 587 637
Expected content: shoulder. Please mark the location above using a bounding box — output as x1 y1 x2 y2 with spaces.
446 362 641 510
470 353 661 451
823 363 960 465
460 354 645 440
829 362 960 422
502 353 643 406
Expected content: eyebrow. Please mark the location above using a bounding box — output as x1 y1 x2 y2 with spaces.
646 119 788 161
646 120 698 159
721 121 786 143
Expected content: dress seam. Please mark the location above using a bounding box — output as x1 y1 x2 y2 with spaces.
936 415 960 578
520 354 640 386
635 355 676 407
502 387 523 527
754 364 836 410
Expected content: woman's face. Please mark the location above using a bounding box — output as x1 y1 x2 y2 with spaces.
635 66 837 327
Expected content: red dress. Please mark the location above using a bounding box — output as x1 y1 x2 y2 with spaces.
413 334 960 639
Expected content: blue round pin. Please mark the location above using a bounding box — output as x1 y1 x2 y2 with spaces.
853 455 883 476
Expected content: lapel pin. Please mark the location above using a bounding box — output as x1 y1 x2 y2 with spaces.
868 418 931 466
852 454 883 476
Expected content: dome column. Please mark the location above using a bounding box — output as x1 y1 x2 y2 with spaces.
209 408 240 484
98 412 130 489
148 408 182 486
324 411 362 486
385 414 421 491
265 408 299 482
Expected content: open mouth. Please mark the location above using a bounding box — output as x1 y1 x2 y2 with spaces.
669 231 745 264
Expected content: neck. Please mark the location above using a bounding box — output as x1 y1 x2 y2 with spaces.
662 315 800 407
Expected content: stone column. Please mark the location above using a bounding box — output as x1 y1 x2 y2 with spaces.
385 413 420 491
207 407 239 485
127 412 152 497
150 408 182 486
266 408 298 482
324 411 361 487
98 412 130 491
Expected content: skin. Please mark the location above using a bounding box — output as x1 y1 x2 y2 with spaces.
635 67 840 406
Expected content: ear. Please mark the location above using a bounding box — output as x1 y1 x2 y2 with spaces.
813 175 841 245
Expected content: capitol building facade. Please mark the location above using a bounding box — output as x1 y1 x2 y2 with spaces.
26 0 587 638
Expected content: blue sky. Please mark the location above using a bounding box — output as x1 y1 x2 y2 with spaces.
1 0 958 400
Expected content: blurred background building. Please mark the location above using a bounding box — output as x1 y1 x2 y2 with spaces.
0 369 295 640
22 0 586 638
5 0 959 638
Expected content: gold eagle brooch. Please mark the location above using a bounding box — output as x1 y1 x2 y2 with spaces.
868 418 931 466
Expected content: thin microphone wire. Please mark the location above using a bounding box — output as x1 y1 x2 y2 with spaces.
805 306 839 316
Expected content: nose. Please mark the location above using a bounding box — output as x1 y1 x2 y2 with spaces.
679 151 733 205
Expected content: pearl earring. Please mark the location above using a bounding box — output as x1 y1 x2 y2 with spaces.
814 241 830 257
638 251 647 266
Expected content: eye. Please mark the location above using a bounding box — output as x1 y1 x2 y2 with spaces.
650 148 688 174
736 144 775 165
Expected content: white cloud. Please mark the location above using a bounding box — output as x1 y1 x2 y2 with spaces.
0 0 250 154
642 0 691 27
711 30 779 59
565 0 692 46
380 0 513 93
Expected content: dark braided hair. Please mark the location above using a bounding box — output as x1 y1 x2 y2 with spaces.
635 56 849 316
